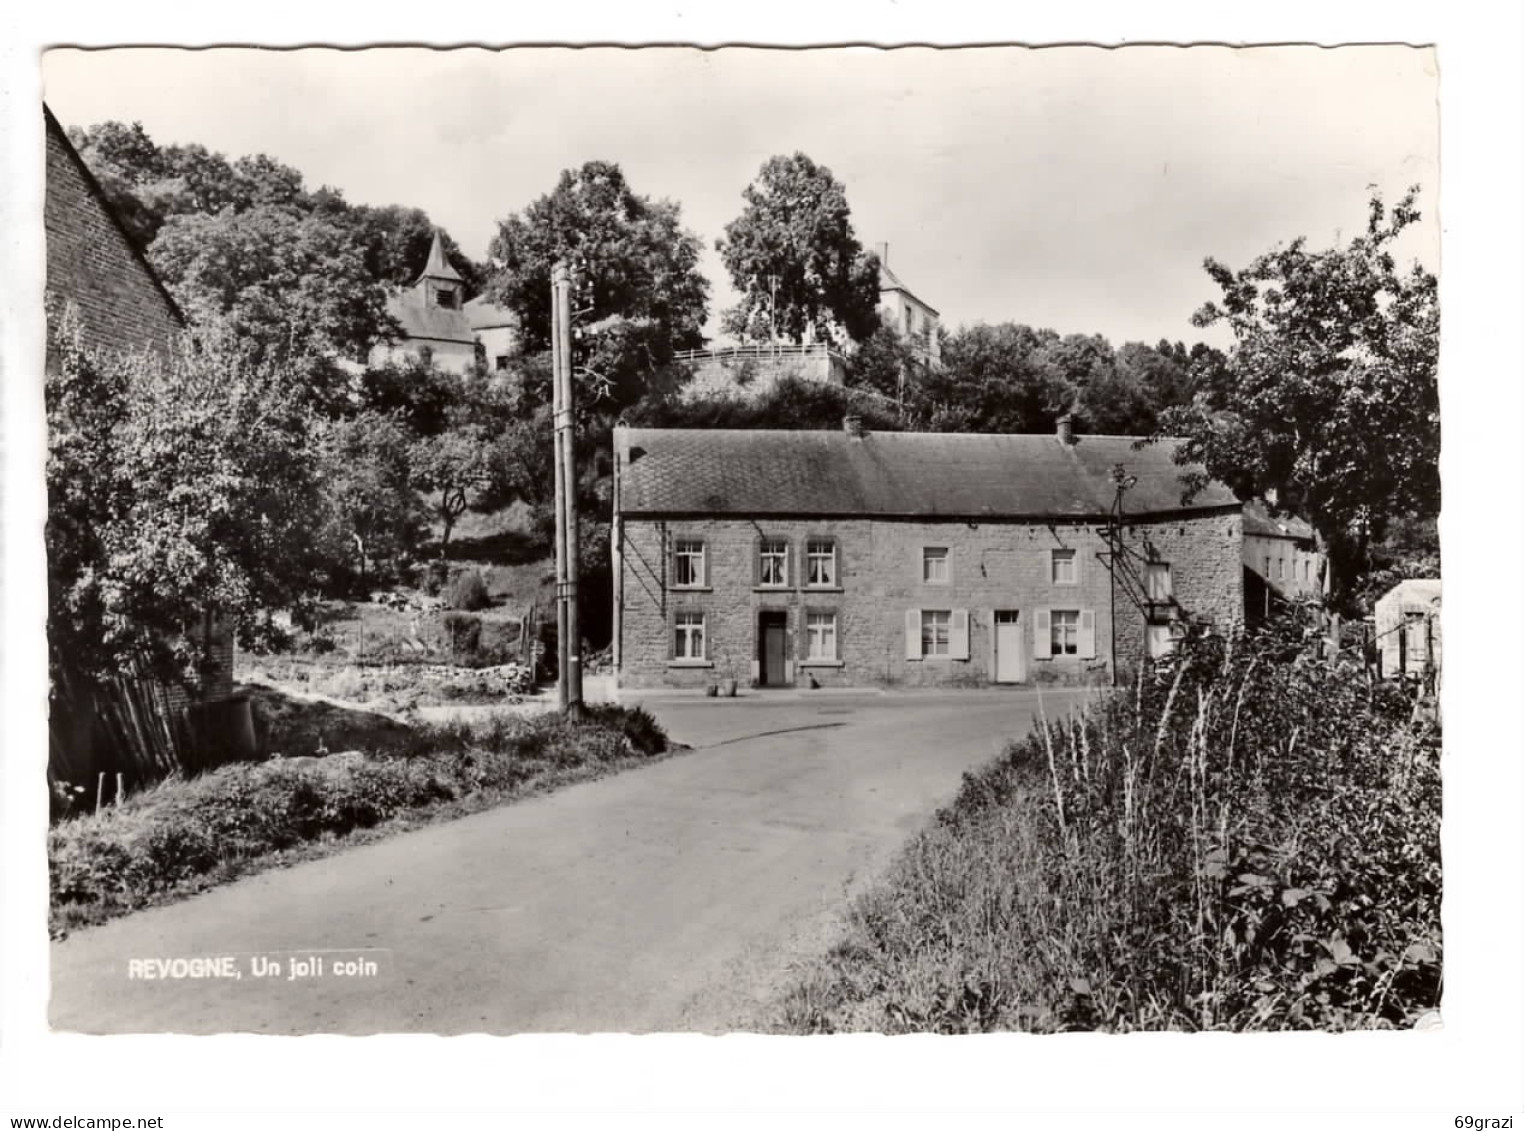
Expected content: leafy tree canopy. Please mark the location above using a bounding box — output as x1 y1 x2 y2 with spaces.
485 160 710 407
149 204 399 371
1161 186 1439 603
46 304 326 687
67 119 482 364
717 152 881 346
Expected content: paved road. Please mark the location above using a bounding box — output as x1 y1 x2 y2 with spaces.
50 687 1090 1034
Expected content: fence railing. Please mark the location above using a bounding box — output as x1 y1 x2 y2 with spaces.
672 342 846 364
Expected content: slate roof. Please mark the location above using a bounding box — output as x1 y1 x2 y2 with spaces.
464 294 518 331
617 428 1240 519
415 231 463 284
878 260 938 316
1242 498 1316 541
1376 578 1442 610
386 286 474 345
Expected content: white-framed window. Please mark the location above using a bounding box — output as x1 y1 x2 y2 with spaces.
1276 556 1285 581
806 538 837 587
1145 561 1173 602
1051 548 1078 585
922 546 950 584
673 539 706 588
806 612 838 661
758 538 789 587
674 611 706 660
921 610 951 657
1051 609 1080 656
494 354 510 371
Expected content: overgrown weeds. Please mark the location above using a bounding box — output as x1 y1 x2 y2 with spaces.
769 618 1441 1032
49 705 671 939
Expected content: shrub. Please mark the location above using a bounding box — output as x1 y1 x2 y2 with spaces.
770 617 1441 1033
581 703 669 757
49 705 674 936
446 568 491 611
441 612 482 658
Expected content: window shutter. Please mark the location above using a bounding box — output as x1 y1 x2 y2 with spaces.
950 609 970 660
752 537 761 587
905 608 921 660
1078 609 1096 659
1033 608 1052 659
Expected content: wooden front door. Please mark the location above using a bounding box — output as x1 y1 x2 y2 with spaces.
760 611 789 687
994 610 1025 683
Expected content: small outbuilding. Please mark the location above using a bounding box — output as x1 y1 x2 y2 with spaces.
1374 578 1442 682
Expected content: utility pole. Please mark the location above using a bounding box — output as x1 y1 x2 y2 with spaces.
1108 466 1137 688
551 260 582 715
767 273 779 358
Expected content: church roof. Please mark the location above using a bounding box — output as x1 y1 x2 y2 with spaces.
414 231 463 285
386 287 473 345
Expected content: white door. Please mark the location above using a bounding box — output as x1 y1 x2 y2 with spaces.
995 610 1024 683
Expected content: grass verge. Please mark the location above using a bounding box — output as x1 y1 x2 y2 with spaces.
49 704 673 940
764 621 1442 1033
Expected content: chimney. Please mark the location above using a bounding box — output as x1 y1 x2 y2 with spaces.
843 413 865 439
876 242 888 268
1056 414 1075 445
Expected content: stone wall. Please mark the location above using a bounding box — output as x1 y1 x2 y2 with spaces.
616 509 1243 689
676 346 846 402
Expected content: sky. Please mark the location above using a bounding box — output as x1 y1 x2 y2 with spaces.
40 45 1440 349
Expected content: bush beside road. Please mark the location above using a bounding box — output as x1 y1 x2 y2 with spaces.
48 704 671 940
765 623 1442 1033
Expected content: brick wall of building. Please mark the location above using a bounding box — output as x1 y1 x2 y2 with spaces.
44 112 182 361
616 509 1242 689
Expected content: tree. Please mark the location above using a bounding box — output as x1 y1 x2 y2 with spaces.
149 204 398 372
314 412 426 591
347 203 484 295
46 305 324 688
916 322 1071 433
68 118 480 333
485 161 708 415
717 153 881 346
1162 186 1439 604
409 423 496 559
849 317 925 408
360 356 465 437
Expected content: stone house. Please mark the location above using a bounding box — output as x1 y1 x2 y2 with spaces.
1242 498 1324 620
612 418 1243 690
876 242 941 368
369 231 481 375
